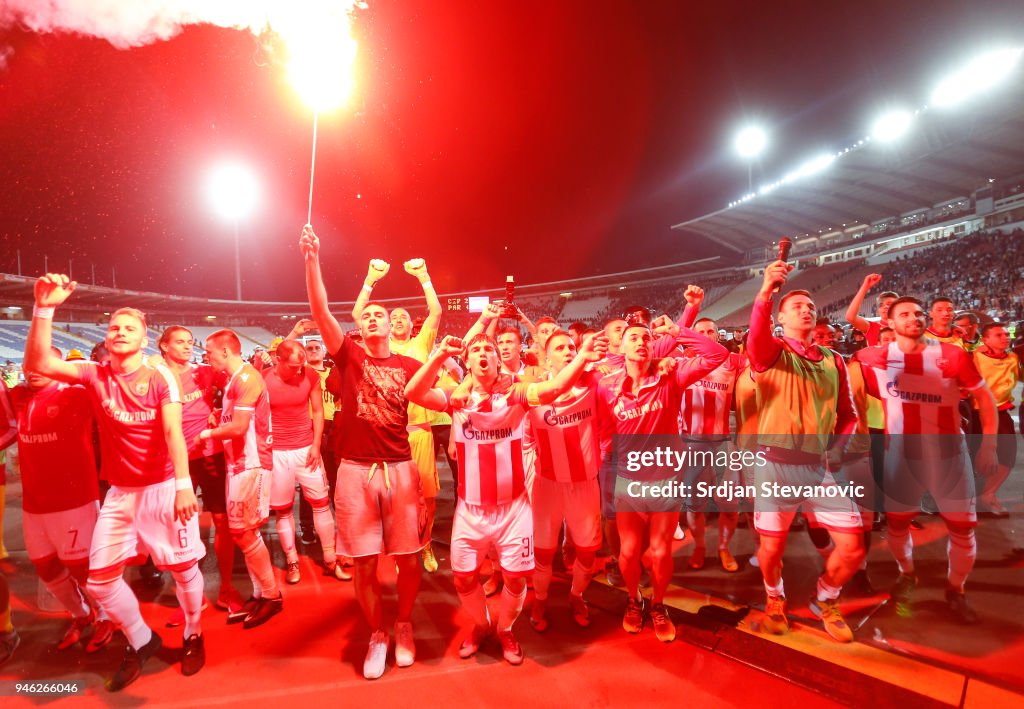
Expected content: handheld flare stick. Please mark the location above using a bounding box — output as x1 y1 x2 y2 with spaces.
772 237 793 293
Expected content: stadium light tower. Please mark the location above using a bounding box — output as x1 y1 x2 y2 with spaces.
734 125 767 192
207 163 259 300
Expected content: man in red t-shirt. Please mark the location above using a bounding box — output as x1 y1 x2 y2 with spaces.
24 275 205 690
262 339 339 585
12 348 113 653
302 225 427 680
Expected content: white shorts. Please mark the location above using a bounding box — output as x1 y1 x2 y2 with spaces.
90 479 206 573
270 446 330 510
753 461 863 537
835 455 874 530
228 468 272 532
450 494 534 577
24 501 99 564
532 475 602 552
883 439 976 526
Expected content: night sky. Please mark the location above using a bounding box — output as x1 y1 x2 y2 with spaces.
1 1 1022 301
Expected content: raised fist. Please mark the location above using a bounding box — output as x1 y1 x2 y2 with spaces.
481 303 502 322
683 285 705 307
438 335 464 356
863 273 882 289
651 314 679 338
299 224 319 260
580 332 609 361
367 259 390 284
34 273 76 308
404 258 428 280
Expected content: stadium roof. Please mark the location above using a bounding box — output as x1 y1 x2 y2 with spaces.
671 80 1024 253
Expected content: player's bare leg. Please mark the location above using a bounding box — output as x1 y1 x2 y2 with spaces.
393 552 421 668
616 513 646 633
685 511 706 569
647 512 678 642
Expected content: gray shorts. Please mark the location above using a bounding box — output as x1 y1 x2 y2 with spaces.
334 459 428 558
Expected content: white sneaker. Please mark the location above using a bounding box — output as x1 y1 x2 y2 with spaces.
394 621 415 667
673 524 686 541
363 630 388 680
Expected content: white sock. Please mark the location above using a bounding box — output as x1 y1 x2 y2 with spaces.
312 504 337 568
763 578 785 598
247 566 262 600
171 566 205 638
947 528 976 590
44 570 91 618
498 584 527 631
87 577 151 650
816 576 841 602
275 510 298 564
242 534 279 598
457 582 489 627
887 525 915 575
570 559 592 597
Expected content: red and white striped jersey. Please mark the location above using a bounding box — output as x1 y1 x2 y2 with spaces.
527 371 600 483
451 383 531 506
855 341 983 438
680 352 746 439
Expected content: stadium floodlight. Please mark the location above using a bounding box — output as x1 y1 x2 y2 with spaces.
871 109 914 142
733 125 768 194
206 162 259 300
734 126 768 159
931 47 1023 108
207 163 259 222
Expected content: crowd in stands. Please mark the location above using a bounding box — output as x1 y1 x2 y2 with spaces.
3 226 1023 380
882 228 1024 323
